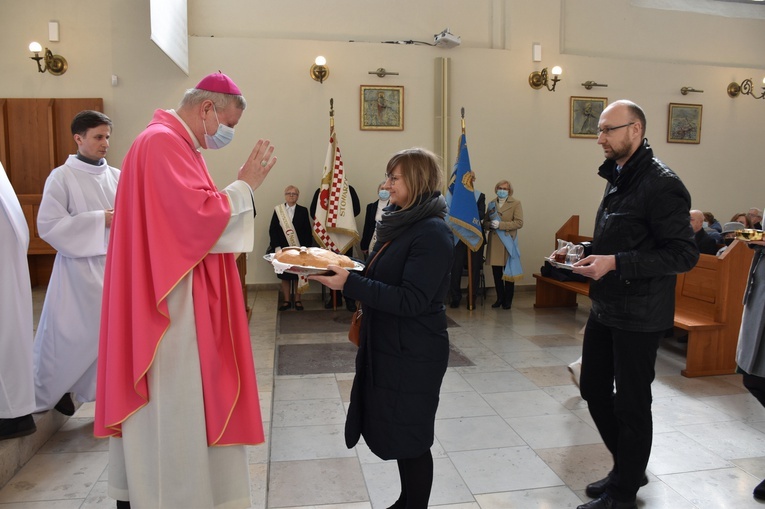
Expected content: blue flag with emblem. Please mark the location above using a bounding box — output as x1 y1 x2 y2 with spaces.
446 133 483 251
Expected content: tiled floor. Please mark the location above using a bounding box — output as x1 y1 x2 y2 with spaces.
2 288 765 508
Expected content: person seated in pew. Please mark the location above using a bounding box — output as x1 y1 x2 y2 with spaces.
731 212 753 229
703 211 722 234
717 221 746 256
691 209 718 255
748 207 763 230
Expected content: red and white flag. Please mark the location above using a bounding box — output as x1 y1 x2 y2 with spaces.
312 130 359 253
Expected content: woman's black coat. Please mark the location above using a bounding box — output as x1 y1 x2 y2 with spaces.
343 216 454 460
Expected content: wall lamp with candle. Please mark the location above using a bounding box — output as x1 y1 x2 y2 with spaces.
727 78 765 100
529 66 562 92
29 42 68 76
310 56 329 83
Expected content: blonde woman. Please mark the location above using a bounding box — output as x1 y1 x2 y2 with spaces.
484 179 523 309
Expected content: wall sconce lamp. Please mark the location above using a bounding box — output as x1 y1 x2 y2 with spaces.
529 66 562 92
727 78 765 100
368 68 399 78
680 87 703 95
581 81 607 90
310 56 329 83
29 41 68 76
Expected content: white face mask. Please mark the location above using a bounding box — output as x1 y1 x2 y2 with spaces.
203 105 234 150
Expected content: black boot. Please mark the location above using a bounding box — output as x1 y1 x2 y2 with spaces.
491 285 504 308
502 281 515 309
491 267 504 308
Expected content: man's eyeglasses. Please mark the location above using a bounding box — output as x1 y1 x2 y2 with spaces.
284 192 298 196
596 122 635 136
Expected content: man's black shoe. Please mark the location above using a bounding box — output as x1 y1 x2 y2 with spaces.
0 414 36 441
577 493 637 509
346 301 357 312
449 300 460 308
585 473 648 498
55 393 76 416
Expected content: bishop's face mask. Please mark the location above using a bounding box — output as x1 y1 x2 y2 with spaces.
204 105 235 150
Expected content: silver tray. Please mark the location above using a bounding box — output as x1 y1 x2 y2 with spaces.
263 253 365 276
544 256 576 271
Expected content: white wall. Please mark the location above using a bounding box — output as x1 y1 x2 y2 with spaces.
1 0 763 288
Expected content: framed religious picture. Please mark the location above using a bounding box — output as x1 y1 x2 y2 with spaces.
667 103 702 144
570 96 607 138
360 85 404 131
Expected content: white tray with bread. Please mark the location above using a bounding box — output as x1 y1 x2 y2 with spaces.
264 246 364 275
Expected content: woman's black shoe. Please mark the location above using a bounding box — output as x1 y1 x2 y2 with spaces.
278 301 292 311
491 300 502 308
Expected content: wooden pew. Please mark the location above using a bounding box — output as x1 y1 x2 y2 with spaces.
533 215 754 377
533 215 592 308
674 241 752 376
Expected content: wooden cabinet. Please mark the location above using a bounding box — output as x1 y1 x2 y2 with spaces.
0 98 103 285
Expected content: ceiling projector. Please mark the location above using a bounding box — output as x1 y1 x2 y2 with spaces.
434 28 461 48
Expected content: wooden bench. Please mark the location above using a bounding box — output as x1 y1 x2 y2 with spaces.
673 242 752 376
533 215 592 308
533 215 754 377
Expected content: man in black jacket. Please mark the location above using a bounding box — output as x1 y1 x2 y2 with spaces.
572 100 698 509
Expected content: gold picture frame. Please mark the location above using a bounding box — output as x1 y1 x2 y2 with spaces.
570 96 607 138
360 85 404 131
667 103 702 144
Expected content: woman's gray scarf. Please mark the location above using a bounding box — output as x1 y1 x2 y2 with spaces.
375 192 447 243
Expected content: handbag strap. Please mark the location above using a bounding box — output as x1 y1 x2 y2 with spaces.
365 241 391 273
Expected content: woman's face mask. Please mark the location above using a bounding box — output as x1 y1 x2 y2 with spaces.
203 105 235 150
496 189 509 199
378 190 390 200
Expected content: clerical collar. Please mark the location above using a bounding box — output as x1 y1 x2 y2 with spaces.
76 152 104 166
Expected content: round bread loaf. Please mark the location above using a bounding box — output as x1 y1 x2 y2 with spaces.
274 247 355 269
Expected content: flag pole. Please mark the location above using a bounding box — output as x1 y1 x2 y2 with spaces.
329 98 335 135
328 98 339 310
461 108 476 311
